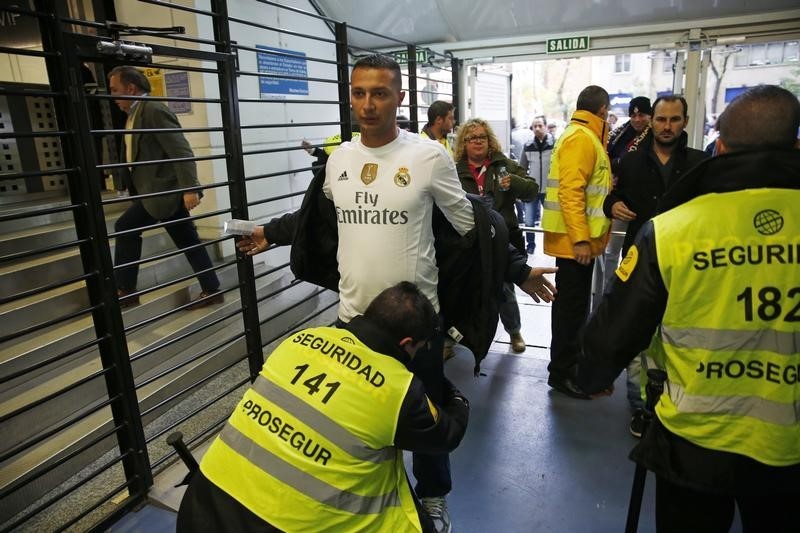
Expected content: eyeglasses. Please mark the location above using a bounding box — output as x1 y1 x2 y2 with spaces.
465 134 488 144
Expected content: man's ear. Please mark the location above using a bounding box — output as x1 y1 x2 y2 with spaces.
398 336 413 348
398 90 406 107
715 138 728 155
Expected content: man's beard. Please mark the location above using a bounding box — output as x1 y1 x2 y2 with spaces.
654 134 680 148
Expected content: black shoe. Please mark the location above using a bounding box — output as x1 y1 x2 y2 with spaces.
187 289 224 310
547 376 591 400
629 409 645 438
117 288 140 309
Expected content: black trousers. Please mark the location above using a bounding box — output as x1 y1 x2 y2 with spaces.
548 257 594 380
114 200 219 292
655 474 798 533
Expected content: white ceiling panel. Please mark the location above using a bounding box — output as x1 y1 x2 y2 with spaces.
312 0 800 53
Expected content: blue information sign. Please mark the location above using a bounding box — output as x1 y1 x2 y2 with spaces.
256 45 309 98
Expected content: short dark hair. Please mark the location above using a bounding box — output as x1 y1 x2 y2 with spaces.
718 85 800 152
427 100 454 125
352 54 402 90
363 282 439 344
576 85 609 115
108 66 150 93
533 115 547 126
652 95 688 118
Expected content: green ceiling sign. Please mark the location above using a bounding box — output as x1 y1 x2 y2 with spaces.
546 36 590 54
391 49 429 64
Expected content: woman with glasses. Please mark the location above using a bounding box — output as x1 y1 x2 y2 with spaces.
453 118 539 353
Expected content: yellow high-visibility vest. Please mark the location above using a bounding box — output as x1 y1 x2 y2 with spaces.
652 189 800 466
420 130 453 157
200 326 423 531
324 132 361 155
541 123 611 238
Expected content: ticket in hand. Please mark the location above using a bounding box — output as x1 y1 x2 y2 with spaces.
223 219 257 236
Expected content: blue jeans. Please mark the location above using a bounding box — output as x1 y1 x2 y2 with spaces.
626 356 644 410
498 282 521 335
521 193 545 251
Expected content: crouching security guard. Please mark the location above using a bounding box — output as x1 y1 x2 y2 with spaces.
177 282 469 532
576 85 800 532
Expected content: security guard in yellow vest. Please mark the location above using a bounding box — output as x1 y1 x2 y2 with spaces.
577 85 800 532
177 282 469 532
541 85 612 399
420 100 455 158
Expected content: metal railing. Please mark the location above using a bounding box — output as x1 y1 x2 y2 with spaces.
0 0 460 530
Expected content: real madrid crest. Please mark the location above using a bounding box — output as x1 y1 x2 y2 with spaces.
394 167 411 187
361 163 378 185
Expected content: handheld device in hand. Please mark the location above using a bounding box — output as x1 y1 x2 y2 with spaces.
223 219 257 236
498 166 510 191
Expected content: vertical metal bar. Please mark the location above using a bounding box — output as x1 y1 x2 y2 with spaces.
684 29 703 148
36 0 152 494
451 55 461 125
211 0 265 380
334 22 351 141
407 44 419 132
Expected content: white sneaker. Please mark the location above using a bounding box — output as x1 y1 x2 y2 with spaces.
420 496 452 533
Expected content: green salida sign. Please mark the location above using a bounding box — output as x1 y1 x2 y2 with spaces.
546 36 590 54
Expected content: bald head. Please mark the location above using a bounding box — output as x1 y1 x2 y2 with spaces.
718 85 800 152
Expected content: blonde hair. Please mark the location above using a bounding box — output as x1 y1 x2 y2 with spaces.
453 118 503 161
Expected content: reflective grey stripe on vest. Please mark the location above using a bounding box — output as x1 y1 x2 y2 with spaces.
667 382 800 426
252 374 395 463
662 326 800 357
546 179 607 196
543 200 606 219
219 424 402 514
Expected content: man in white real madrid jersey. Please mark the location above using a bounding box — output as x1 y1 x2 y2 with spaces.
239 54 556 533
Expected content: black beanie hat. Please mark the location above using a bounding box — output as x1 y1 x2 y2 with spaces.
628 96 652 116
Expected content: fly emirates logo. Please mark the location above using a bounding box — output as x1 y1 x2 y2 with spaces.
336 191 409 225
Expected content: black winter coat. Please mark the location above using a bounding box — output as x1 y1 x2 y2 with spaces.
602 132 709 256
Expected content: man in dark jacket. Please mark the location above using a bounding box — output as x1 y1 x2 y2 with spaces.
108 66 221 309
603 95 709 259
519 115 555 254
177 282 470 533
577 85 800 532
595 97 653 307
601 95 708 437
607 96 652 168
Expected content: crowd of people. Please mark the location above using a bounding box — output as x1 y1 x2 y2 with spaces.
111 55 798 533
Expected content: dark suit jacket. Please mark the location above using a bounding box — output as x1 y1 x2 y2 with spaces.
118 99 198 220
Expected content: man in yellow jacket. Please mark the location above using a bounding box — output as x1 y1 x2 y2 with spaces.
541 85 612 398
